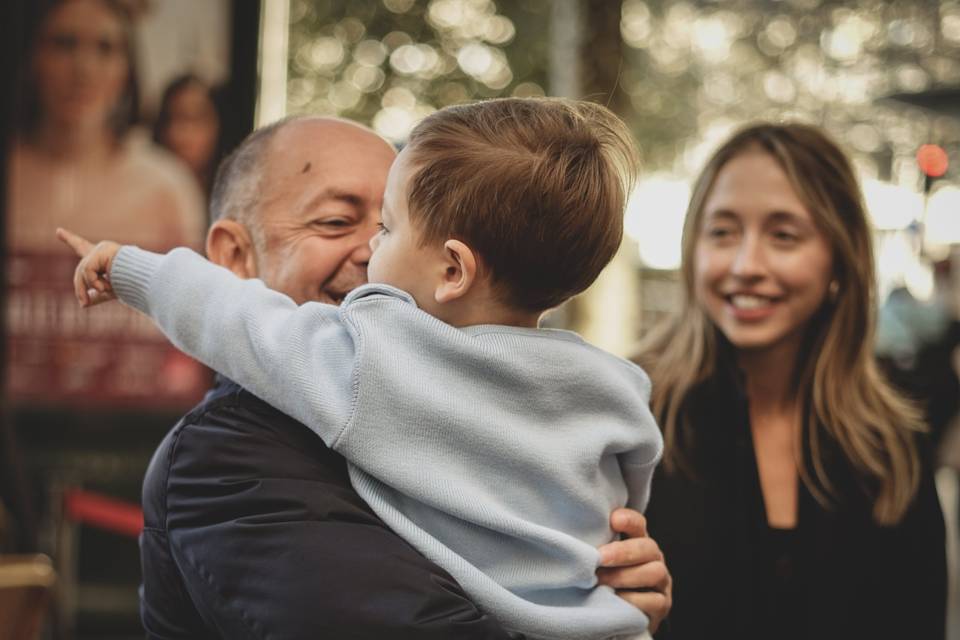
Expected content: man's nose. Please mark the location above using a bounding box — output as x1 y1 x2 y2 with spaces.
352 237 373 265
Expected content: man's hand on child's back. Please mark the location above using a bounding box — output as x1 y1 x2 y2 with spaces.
56 228 121 308
597 508 672 634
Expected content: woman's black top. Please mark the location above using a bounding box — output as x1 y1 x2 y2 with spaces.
645 365 947 640
761 525 803 640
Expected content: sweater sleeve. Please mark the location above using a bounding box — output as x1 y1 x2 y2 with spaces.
110 246 356 445
622 455 660 514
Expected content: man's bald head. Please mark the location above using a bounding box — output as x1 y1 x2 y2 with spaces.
205 116 397 304
209 116 392 246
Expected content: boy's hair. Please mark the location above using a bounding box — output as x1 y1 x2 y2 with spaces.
405 98 640 312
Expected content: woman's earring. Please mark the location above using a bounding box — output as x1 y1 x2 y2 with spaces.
828 280 840 302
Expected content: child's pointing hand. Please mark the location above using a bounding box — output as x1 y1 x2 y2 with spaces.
56 227 121 308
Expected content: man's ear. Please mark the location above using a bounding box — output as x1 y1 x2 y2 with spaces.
435 239 478 304
206 220 259 279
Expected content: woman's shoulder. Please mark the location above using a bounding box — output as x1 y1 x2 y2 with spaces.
112 131 207 244
116 130 199 191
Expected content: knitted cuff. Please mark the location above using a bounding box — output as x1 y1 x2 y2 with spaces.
110 245 164 315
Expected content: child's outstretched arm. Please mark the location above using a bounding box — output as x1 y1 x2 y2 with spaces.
57 229 356 446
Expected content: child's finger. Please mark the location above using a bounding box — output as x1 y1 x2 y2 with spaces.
83 259 108 297
56 228 94 257
85 289 117 307
73 264 90 306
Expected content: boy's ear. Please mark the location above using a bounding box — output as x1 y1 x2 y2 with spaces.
435 239 478 304
206 220 259 279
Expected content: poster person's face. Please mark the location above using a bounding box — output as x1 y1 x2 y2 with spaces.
162 83 220 174
34 0 129 134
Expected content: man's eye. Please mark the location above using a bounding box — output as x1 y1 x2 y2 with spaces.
313 218 352 228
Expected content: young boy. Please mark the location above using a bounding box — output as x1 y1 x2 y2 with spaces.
61 98 662 640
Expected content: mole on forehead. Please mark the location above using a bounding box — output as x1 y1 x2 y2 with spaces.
301 161 311 174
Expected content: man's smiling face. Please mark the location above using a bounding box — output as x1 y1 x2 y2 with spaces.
252 119 396 305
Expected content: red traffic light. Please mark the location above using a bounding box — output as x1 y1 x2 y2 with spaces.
916 144 948 178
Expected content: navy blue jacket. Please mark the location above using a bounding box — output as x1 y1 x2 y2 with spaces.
139 378 512 639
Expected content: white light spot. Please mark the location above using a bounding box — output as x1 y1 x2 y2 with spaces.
626 175 691 270
863 179 924 230
457 42 493 77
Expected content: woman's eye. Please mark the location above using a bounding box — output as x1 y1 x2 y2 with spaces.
706 226 734 239
49 34 78 52
772 229 799 243
97 38 121 57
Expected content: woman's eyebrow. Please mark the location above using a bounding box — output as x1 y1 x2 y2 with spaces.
703 208 738 222
766 210 812 227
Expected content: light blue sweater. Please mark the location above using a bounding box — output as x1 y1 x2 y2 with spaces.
111 246 663 640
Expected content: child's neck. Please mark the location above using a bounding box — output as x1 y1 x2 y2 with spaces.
443 297 541 329
457 306 541 329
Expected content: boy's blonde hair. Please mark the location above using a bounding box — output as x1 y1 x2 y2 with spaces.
405 97 640 312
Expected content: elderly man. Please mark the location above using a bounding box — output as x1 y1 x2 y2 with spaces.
138 116 670 639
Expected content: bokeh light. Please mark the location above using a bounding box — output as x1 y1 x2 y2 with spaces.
625 176 690 271
286 0 533 139
281 0 960 329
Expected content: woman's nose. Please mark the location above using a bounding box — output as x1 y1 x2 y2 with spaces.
731 235 765 279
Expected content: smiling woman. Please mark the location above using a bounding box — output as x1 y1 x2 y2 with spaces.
635 123 946 640
694 151 834 359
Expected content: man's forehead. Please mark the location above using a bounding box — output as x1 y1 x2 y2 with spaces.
256 118 394 216
270 118 392 157
261 120 389 182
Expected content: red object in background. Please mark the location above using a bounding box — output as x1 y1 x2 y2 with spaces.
5 251 210 410
916 144 949 178
63 489 143 538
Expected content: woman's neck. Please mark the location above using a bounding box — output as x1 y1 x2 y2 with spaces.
32 120 115 163
737 340 802 416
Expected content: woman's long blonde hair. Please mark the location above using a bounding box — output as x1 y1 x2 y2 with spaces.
636 123 923 525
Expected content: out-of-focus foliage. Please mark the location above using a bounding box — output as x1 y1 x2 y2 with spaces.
284 0 960 345
287 0 960 183
287 0 551 142
620 0 960 179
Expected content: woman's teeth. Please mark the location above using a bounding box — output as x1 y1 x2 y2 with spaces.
729 294 772 310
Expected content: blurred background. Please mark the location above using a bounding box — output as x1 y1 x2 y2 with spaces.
1 0 958 638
